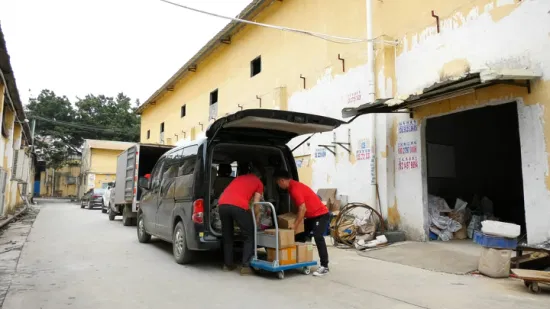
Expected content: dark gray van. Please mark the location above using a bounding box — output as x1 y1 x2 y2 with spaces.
137 109 344 264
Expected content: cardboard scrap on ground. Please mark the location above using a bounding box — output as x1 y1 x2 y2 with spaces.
317 188 340 212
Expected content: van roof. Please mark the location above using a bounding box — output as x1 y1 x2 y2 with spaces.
163 137 205 157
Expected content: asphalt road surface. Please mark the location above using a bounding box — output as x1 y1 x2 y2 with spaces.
1 200 548 309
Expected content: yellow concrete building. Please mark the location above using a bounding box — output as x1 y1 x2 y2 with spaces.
138 0 550 244
0 24 36 217
78 139 135 197
40 161 81 198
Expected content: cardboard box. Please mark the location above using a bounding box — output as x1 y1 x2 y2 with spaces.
267 247 297 265
330 200 341 213
264 228 295 248
277 212 304 234
296 242 314 263
317 188 337 211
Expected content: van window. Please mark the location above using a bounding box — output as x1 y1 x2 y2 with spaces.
178 157 196 176
150 158 165 190
161 150 183 195
174 146 198 200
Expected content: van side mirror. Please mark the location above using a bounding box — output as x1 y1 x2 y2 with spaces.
138 177 150 190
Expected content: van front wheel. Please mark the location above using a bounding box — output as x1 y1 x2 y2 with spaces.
173 221 194 264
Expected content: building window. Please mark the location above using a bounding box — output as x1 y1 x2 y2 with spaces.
181 105 187 118
251 56 261 77
210 89 218 106
160 122 165 143
147 130 150 140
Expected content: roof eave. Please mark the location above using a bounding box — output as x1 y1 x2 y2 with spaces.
136 0 273 115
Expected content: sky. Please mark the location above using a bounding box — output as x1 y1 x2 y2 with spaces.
0 0 251 106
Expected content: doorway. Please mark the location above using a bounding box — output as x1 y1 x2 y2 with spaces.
425 102 526 240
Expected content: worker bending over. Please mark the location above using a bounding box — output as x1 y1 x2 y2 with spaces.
273 170 330 277
218 164 263 275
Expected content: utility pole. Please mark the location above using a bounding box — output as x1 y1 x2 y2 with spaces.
30 119 36 147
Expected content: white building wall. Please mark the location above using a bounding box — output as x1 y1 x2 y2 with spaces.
288 0 550 244
287 65 385 212
387 0 550 243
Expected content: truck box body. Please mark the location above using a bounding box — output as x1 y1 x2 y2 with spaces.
114 143 173 213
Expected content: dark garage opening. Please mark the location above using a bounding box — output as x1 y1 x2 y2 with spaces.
426 102 526 238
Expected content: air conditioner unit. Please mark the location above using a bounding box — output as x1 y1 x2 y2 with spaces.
21 155 30 183
12 150 25 182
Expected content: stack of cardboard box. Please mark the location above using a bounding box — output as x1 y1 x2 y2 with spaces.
265 213 314 265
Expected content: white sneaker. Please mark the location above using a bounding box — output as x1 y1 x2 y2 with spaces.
313 266 329 277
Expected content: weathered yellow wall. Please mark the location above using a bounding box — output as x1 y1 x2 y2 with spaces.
93 173 116 189
89 149 123 174
295 155 313 187
40 171 47 195
140 0 368 144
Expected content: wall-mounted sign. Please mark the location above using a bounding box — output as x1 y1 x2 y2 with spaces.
398 141 418 154
398 156 419 170
356 148 371 161
87 173 96 190
314 148 327 158
347 91 362 105
398 120 418 133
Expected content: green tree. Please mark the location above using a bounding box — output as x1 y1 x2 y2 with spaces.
27 89 140 168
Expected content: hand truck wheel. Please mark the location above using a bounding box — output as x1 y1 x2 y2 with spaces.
277 271 285 279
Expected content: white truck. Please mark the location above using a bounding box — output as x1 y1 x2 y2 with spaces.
109 143 174 226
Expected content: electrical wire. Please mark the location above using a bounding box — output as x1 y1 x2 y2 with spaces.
30 115 132 135
159 0 369 44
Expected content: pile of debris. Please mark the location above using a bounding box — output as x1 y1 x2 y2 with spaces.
329 203 388 250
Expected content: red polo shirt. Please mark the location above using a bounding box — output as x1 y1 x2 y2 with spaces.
288 180 328 218
219 174 264 210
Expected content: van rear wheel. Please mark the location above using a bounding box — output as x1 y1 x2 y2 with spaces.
173 221 194 264
137 213 151 243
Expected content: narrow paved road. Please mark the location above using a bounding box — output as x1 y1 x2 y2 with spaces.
1 200 549 309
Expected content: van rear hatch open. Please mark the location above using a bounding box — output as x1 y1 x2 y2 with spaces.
206 109 345 144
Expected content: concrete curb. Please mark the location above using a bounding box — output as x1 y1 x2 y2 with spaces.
0 204 29 230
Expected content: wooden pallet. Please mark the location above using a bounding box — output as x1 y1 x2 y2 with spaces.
511 269 550 294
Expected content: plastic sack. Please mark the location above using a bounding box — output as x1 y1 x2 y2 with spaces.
481 220 520 238
478 247 512 278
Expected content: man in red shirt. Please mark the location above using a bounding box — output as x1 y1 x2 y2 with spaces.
218 164 263 275
273 170 330 277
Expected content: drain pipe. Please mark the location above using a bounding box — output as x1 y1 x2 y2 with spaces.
366 0 378 209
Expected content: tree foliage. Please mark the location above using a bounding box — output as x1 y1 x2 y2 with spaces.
27 89 140 169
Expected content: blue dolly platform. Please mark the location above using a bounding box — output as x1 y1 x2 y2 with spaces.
249 202 318 279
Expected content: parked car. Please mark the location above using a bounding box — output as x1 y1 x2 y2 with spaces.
101 182 115 213
80 188 107 210
136 109 344 264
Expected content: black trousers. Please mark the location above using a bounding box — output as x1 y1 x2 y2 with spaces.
295 213 330 268
219 204 254 267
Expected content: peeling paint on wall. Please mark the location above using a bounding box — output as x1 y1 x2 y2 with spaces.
287 65 378 205
389 0 550 243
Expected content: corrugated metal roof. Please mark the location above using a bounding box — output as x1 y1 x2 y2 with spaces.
84 139 135 151
341 69 542 119
136 0 275 114
0 24 32 144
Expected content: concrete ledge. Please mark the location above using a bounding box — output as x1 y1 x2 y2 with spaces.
0 204 28 230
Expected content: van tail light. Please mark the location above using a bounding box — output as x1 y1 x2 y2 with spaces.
192 199 204 224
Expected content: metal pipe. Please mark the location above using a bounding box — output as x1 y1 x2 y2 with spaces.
431 10 440 33
366 0 378 211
